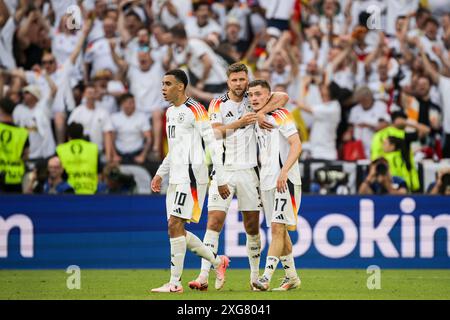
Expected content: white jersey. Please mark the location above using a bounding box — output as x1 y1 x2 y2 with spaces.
208 93 257 171
255 108 302 191
156 97 224 185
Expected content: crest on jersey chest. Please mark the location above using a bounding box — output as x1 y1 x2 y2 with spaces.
177 113 185 124
241 99 252 114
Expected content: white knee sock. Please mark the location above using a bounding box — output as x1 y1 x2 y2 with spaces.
246 233 261 281
280 253 298 279
169 236 186 286
186 231 221 269
199 229 220 279
262 256 279 282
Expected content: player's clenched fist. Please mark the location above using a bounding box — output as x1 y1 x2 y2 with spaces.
239 112 258 127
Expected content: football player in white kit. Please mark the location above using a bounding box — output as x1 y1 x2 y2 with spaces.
188 63 289 291
248 79 303 292
150 70 230 293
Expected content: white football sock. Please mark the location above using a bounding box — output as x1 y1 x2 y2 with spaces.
280 253 298 279
199 229 220 279
246 233 261 280
169 236 186 286
186 231 221 269
262 256 279 282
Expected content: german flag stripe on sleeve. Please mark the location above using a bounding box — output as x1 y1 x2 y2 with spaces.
271 108 293 126
208 98 221 115
187 98 209 122
287 180 298 232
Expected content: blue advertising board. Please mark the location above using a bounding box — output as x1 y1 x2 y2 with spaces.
0 195 449 269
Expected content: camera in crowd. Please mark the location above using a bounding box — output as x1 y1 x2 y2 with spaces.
375 161 389 176
102 166 137 194
313 166 350 195
439 173 450 194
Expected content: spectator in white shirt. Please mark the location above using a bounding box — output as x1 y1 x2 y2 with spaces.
111 93 152 166
84 16 120 79
260 0 296 32
111 41 169 161
348 86 390 159
67 83 114 162
185 1 221 47
212 0 251 42
13 85 56 161
0 0 27 70
152 0 192 29
299 81 341 160
170 25 228 95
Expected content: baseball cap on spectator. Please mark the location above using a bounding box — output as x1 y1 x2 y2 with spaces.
125 6 146 24
23 85 41 100
226 17 240 27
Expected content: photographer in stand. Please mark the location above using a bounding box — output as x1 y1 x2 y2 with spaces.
428 168 450 195
358 158 408 195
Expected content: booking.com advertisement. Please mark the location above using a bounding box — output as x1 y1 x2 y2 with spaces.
0 195 449 269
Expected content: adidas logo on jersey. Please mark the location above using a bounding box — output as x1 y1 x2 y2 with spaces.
275 214 285 220
225 111 234 118
267 265 274 270
173 208 182 214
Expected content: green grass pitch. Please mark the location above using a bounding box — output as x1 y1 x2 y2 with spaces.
1 269 449 300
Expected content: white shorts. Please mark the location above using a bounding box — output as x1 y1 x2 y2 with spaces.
166 183 208 223
261 182 301 230
208 168 261 212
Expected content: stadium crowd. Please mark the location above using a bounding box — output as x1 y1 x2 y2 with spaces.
0 0 449 195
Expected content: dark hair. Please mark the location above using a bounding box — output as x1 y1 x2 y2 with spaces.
391 110 407 122
74 81 85 93
416 6 431 18
327 82 340 101
439 173 450 194
169 24 187 39
248 79 271 91
387 136 411 171
125 11 142 22
151 22 168 32
227 63 248 77
165 69 189 89
67 122 85 140
118 93 134 106
424 17 439 27
193 0 210 12
0 98 16 115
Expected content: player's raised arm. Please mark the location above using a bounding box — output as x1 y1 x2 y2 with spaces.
256 91 289 129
